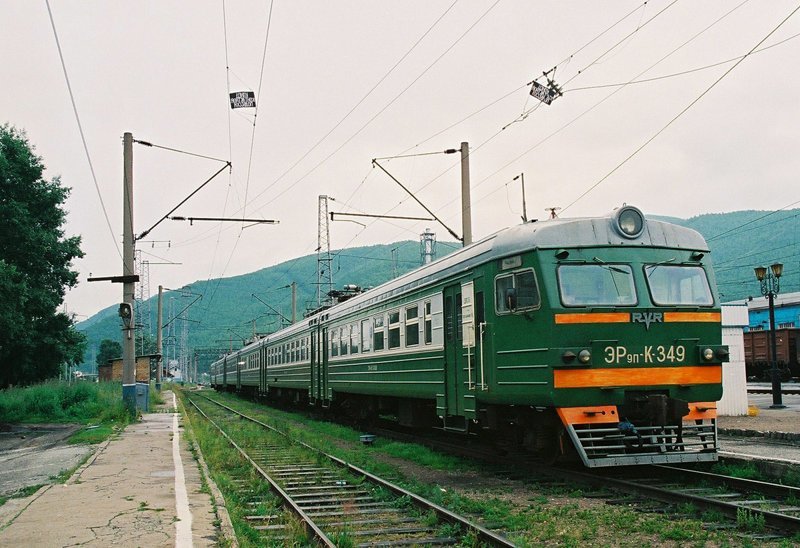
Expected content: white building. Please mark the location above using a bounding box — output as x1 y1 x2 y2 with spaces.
718 304 749 416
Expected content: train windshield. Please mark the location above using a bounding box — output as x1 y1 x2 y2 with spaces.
644 265 713 306
557 264 636 307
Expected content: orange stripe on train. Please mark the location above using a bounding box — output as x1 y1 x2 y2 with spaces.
557 403 716 425
664 312 721 322
554 312 629 324
554 366 722 389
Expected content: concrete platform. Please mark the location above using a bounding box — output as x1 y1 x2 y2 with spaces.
718 391 800 466
0 392 219 547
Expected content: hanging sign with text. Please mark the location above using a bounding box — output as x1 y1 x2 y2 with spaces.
229 91 256 109
529 80 555 105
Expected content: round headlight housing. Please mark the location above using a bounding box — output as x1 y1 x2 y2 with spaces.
614 205 645 239
702 348 714 361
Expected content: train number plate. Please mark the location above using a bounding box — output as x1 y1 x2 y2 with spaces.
604 345 686 365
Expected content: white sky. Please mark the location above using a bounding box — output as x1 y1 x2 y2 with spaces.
2 1 799 319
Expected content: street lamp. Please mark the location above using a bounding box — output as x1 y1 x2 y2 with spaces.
754 262 785 409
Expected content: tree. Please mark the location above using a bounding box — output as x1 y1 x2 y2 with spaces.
0 124 85 387
96 339 122 367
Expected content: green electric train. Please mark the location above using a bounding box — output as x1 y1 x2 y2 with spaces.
211 205 728 467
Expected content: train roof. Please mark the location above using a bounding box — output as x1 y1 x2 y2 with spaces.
323 206 708 323
212 207 709 360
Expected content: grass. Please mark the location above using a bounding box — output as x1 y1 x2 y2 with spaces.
0 380 131 451
0 380 130 425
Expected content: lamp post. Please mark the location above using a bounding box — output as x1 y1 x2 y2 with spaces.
754 263 786 409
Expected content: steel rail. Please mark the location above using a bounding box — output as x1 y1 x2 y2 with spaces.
199 394 516 547
654 464 800 500
563 466 800 534
187 397 336 547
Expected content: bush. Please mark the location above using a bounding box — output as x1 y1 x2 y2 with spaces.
0 380 128 424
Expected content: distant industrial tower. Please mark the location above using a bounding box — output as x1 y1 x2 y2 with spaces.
134 250 151 355
420 228 437 264
180 302 189 383
317 195 334 307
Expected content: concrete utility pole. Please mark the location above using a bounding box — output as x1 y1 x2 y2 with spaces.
122 132 136 411
460 142 472 246
291 282 297 324
156 285 163 390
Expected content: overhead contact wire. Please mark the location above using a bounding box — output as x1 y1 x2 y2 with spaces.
562 2 800 213
45 0 122 260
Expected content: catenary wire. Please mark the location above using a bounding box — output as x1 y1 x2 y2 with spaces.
45 0 122 260
245 1 502 216
560 1 799 212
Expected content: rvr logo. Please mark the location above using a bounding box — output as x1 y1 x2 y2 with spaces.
631 312 663 330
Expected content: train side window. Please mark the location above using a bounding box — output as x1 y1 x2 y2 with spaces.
361 319 372 352
424 301 432 345
406 304 420 346
496 269 541 313
339 327 348 356
331 331 339 357
350 323 359 354
388 310 401 349
373 316 385 351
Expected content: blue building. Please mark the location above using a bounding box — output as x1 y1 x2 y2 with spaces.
743 291 800 332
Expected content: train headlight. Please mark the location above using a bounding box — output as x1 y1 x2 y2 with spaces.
561 351 577 364
702 348 714 361
578 349 592 364
613 205 645 239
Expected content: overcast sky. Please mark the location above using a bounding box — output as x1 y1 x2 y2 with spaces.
2 1 799 319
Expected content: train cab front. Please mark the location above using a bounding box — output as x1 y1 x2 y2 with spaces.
546 205 728 467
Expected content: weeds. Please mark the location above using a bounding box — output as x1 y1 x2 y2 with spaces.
736 508 766 532
0 381 129 426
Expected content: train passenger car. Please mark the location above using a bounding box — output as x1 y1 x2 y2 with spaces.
212 206 727 467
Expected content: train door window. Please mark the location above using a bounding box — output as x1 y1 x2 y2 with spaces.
361 319 372 352
644 265 712 306
456 293 463 341
339 327 348 356
445 295 454 342
388 310 401 349
496 269 541 313
350 323 359 354
373 316 385 351
476 291 485 325
331 331 339 357
405 304 420 346
423 301 433 345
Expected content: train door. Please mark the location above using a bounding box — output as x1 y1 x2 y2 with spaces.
312 327 329 404
260 345 267 396
444 280 482 427
444 284 466 421
222 356 227 387
236 355 241 391
311 329 319 403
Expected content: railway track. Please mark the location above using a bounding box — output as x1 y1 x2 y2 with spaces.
185 392 515 547
353 412 800 539
564 464 800 539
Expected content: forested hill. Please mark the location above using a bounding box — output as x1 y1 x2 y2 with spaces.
75 240 455 370
76 208 799 371
665 209 799 303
